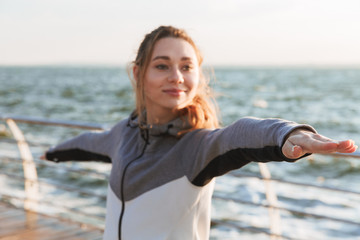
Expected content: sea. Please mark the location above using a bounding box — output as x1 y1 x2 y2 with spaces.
0 66 359 239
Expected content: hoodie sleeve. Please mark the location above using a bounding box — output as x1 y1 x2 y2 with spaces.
45 130 112 163
45 119 128 163
182 117 316 186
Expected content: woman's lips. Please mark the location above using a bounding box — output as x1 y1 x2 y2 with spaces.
163 88 186 97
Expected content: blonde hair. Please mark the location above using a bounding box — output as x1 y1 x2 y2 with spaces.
130 26 220 133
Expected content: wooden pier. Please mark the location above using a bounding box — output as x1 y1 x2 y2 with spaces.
0 202 103 240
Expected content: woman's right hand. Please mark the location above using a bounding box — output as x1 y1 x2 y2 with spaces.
282 130 357 159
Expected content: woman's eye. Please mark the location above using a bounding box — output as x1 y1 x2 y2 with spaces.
156 64 168 70
182 65 192 71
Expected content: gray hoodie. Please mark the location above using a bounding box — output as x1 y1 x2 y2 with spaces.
46 114 315 240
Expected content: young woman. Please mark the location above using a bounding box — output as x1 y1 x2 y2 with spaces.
43 26 357 240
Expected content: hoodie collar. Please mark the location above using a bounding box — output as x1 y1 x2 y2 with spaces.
128 112 192 137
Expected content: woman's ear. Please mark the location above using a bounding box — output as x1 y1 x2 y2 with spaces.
133 65 139 83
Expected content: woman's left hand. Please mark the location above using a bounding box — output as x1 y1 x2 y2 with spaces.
282 129 358 159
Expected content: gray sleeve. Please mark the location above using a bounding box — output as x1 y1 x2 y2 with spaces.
182 117 316 186
45 120 127 163
46 130 113 163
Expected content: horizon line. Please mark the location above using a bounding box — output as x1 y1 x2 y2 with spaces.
1 63 360 69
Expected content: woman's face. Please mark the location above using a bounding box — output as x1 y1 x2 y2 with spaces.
143 37 200 124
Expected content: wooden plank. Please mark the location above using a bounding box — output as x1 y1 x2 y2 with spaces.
0 203 103 240
0 210 57 238
0 209 24 221
9 222 81 240
65 229 104 240
46 228 103 240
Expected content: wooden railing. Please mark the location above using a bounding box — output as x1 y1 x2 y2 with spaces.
1 115 359 240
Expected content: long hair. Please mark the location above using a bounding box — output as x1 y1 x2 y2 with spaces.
129 26 220 134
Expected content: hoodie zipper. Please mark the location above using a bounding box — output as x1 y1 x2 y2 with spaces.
118 128 149 240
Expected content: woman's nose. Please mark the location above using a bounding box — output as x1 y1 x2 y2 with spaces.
168 67 184 84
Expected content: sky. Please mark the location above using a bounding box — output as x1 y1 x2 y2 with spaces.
1 0 360 67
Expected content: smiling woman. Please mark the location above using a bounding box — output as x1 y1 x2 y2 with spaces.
42 26 357 240
130 26 219 132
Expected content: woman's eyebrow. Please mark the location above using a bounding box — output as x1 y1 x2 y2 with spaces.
152 56 194 61
181 57 192 61
152 56 170 61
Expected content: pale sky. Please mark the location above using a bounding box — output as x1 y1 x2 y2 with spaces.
1 0 360 67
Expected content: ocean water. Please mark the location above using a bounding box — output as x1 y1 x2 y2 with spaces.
0 66 360 239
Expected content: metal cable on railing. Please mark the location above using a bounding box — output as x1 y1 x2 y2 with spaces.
0 114 106 130
0 193 106 223
0 171 107 200
212 194 360 227
229 171 360 196
0 137 53 148
0 156 110 179
210 219 297 240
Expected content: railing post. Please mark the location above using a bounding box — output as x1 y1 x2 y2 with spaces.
6 119 39 212
258 162 282 240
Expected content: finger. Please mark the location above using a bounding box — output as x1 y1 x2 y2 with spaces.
292 145 304 158
282 140 304 159
339 144 358 153
353 145 359 152
306 139 357 154
337 140 354 150
333 140 357 153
